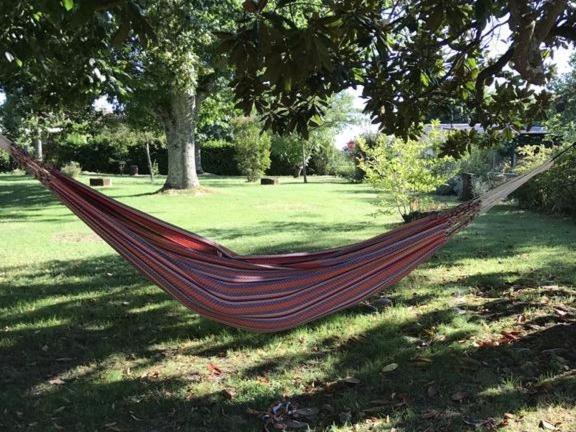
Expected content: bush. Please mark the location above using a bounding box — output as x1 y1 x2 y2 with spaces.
359 127 455 218
233 117 271 182
513 144 576 217
0 152 15 173
61 161 82 178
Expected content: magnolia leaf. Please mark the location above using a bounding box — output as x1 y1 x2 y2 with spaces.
382 363 399 372
62 0 74 11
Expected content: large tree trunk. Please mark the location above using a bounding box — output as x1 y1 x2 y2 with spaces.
162 90 200 190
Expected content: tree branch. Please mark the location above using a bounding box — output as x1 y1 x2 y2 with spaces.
475 46 515 105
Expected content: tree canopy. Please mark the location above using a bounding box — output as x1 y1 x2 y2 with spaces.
223 0 576 154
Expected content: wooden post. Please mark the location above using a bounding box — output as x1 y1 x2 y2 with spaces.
144 142 154 183
459 172 474 201
301 142 308 184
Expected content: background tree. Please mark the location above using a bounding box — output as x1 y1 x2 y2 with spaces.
359 125 456 221
1 1 240 190
223 0 575 156
270 92 360 182
233 116 271 182
115 0 240 190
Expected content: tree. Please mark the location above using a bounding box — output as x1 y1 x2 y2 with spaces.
223 0 575 155
110 0 243 189
359 125 456 220
232 116 271 182
1 1 240 190
270 92 360 181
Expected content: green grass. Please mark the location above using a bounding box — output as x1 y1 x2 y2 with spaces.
1 173 575 432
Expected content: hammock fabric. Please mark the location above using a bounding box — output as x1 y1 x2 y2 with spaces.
0 135 565 332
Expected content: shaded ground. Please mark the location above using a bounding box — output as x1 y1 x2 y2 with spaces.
0 174 574 432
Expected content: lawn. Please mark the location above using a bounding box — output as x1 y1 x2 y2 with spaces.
0 173 575 432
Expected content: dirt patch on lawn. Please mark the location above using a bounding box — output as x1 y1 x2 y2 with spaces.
158 186 216 196
54 232 104 243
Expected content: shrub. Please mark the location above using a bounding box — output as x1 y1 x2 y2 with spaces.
359 127 455 219
0 152 15 173
513 144 576 217
233 117 271 182
61 161 82 178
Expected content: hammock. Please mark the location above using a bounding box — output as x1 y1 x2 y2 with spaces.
0 135 568 332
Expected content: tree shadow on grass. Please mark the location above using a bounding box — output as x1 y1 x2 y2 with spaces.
0 178 63 221
1 181 575 430
1 249 574 431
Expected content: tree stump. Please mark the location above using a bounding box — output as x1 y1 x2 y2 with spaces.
459 172 474 201
90 178 112 187
261 177 279 185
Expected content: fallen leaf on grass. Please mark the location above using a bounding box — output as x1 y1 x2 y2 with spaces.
412 356 432 365
422 409 440 420
554 308 568 317
222 389 236 400
340 376 360 386
207 363 223 376
451 391 469 402
539 420 558 430
382 363 399 373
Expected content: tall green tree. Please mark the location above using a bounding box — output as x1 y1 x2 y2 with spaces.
118 0 240 189
1 1 240 190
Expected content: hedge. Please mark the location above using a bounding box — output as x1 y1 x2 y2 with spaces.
201 140 240 175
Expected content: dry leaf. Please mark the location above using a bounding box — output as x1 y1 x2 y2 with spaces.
539 420 557 430
422 409 440 420
340 377 360 386
554 308 568 317
222 389 236 400
382 363 399 373
451 391 469 402
207 363 222 376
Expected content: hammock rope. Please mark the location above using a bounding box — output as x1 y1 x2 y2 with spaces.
0 134 569 332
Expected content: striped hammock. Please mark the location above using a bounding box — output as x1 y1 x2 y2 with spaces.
0 135 565 332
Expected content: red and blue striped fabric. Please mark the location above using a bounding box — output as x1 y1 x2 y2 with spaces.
1 138 555 332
